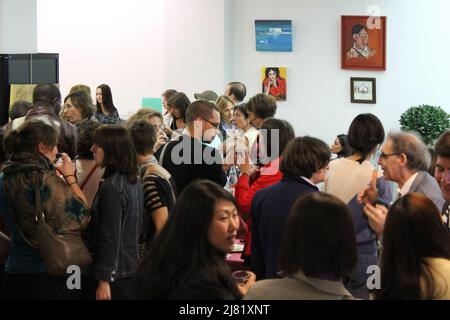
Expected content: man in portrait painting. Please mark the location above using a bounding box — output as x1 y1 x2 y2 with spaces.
347 24 376 59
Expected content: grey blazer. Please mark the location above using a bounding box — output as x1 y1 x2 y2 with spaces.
409 171 445 210
244 271 355 300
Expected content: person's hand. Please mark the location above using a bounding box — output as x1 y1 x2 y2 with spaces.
358 170 378 204
271 78 278 87
363 203 388 238
265 82 271 95
154 131 168 152
163 127 173 137
237 150 256 176
237 271 256 296
96 280 111 300
54 153 76 178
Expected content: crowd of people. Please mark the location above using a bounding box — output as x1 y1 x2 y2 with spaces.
0 81 449 300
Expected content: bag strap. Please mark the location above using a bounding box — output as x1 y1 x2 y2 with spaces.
0 231 10 242
79 164 98 190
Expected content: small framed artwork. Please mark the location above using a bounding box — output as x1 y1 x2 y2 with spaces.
262 67 287 101
341 16 386 70
351 77 376 104
255 20 292 52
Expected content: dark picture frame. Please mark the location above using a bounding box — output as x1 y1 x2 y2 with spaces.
342 16 386 70
351 77 376 104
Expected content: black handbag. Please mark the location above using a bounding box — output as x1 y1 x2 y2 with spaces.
34 176 92 276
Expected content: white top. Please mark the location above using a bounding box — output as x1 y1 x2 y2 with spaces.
75 159 104 207
244 126 259 152
323 158 375 204
397 172 418 197
163 113 173 128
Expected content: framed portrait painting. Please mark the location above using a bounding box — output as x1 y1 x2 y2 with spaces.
351 77 376 104
341 16 386 70
262 67 287 101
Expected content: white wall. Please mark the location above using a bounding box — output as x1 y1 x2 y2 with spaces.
228 0 450 144
0 0 37 53
37 0 226 117
34 0 450 137
37 0 164 118
0 0 3 52
163 0 225 100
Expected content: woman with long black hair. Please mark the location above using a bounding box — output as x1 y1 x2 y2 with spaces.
95 84 121 124
135 180 255 299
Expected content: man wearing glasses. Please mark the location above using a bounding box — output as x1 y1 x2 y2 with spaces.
156 100 227 193
362 132 444 237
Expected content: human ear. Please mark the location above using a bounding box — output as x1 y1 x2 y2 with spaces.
399 153 408 167
37 142 48 155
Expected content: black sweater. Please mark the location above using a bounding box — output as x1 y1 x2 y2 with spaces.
157 135 227 193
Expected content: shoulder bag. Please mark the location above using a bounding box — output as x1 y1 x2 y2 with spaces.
34 176 92 276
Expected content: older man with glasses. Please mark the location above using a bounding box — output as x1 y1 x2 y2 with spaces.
362 131 445 237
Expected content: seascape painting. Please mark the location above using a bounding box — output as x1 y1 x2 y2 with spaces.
255 20 292 52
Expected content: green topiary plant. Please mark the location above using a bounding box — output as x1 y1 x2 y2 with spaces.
399 104 449 146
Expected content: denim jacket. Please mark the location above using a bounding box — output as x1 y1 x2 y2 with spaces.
87 172 143 282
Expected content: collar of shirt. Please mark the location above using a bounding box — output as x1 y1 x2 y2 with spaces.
148 155 158 165
353 44 370 57
221 122 234 131
301 176 316 187
397 172 419 197
181 128 190 137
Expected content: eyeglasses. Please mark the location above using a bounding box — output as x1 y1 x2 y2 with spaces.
200 117 220 129
379 152 399 159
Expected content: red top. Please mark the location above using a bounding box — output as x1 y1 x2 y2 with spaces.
263 77 286 99
234 157 283 257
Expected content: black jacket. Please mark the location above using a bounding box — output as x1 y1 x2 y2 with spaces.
87 172 143 282
26 106 78 159
251 176 319 280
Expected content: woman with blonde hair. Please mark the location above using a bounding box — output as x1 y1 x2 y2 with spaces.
126 108 168 152
216 95 235 140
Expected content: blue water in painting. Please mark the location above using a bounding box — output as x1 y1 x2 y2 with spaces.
255 20 292 52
